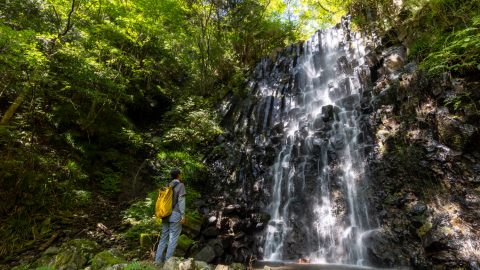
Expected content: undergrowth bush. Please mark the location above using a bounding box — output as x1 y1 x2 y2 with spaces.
420 16 480 74
160 97 223 151
155 150 206 185
349 0 480 76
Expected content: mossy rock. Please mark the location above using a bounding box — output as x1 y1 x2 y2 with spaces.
175 234 195 256
90 250 127 270
195 261 212 270
115 261 160 270
417 222 433 238
140 233 159 250
34 239 100 270
229 263 246 270
183 213 203 238
436 109 477 151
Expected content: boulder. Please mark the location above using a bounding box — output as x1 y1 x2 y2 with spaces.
363 230 405 267
34 239 100 270
196 261 213 270
321 105 340 122
436 108 478 151
179 258 195 270
162 257 183 270
90 250 126 270
194 246 217 263
410 203 427 215
208 239 224 257
336 94 360 111
202 226 219 237
382 46 406 73
337 56 353 75
423 225 455 252
229 263 246 270
176 234 195 257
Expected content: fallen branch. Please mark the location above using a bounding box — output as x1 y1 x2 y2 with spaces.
38 232 60 251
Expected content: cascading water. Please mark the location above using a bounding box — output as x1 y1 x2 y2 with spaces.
262 18 376 265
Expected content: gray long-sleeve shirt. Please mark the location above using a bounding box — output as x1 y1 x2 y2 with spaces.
166 179 186 223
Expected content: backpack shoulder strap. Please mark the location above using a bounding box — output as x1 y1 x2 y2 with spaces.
170 180 180 207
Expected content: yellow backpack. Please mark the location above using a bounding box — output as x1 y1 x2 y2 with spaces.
155 182 177 219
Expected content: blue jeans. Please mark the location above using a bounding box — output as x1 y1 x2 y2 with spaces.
155 220 182 263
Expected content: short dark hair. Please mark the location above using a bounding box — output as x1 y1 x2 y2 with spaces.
170 168 181 180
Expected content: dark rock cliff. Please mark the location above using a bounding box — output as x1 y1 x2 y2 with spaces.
198 21 480 270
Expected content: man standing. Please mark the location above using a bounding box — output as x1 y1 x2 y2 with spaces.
155 168 186 263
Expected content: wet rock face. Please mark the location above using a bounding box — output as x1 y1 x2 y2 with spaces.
204 22 480 270
204 18 378 265
365 43 480 269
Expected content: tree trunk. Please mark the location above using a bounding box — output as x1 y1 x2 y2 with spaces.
1 91 27 125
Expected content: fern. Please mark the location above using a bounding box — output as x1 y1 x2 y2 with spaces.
124 262 142 270
123 261 156 270
421 16 480 74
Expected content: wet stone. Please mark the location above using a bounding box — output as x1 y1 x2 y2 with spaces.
294 69 307 91
202 226 220 237
321 105 335 121
307 96 322 107
313 115 325 130
272 122 284 134
336 94 360 111
331 133 346 150
337 56 353 75
312 76 326 88
313 52 323 72
287 108 300 118
410 203 427 215
270 135 282 145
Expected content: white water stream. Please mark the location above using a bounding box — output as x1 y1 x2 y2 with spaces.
263 22 375 265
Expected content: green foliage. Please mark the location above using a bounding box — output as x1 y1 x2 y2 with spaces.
177 234 195 251
348 0 480 75
185 188 201 209
160 97 223 150
123 218 160 242
280 0 352 38
124 262 142 270
421 16 480 74
72 190 92 206
123 191 157 224
91 250 126 270
417 222 433 238
444 93 479 114
97 169 122 195
122 191 160 245
123 261 156 270
0 0 364 260
349 0 401 32
155 150 206 185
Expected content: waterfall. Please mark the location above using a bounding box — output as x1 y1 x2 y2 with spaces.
262 19 375 265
